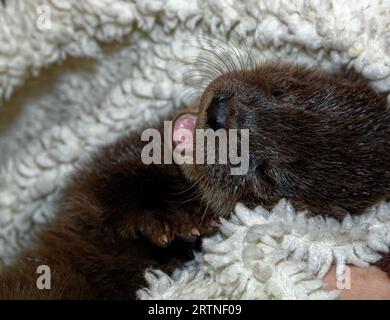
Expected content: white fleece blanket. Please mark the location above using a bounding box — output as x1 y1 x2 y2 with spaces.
0 0 390 300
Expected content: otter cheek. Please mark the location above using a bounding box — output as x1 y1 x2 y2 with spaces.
172 113 197 164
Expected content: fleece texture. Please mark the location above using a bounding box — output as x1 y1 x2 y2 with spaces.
0 0 389 299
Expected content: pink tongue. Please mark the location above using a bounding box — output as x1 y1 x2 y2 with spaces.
172 113 197 147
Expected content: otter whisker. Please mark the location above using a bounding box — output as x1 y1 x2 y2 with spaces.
195 56 226 78
210 36 247 71
199 201 211 230
170 173 207 196
184 54 223 77
244 14 260 70
199 41 236 74
195 36 235 72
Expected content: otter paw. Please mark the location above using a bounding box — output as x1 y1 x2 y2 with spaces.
131 211 220 248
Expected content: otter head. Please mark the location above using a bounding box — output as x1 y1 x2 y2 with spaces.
172 63 389 218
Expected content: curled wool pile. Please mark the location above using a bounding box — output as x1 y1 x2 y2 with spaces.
0 0 389 299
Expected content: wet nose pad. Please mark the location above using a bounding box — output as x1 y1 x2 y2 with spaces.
206 96 231 130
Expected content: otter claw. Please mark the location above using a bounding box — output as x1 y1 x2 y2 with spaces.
209 219 220 227
191 227 200 236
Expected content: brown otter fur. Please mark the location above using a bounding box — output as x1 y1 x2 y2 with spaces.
0 62 389 299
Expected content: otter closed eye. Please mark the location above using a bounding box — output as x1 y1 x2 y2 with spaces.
271 89 283 98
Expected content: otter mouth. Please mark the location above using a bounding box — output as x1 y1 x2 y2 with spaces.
172 113 198 150
172 113 198 165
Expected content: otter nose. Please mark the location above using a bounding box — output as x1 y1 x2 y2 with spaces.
206 96 230 130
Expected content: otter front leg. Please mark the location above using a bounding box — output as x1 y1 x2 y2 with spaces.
92 163 219 247
72 132 218 249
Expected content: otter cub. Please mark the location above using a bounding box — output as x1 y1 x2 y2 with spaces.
0 63 389 299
